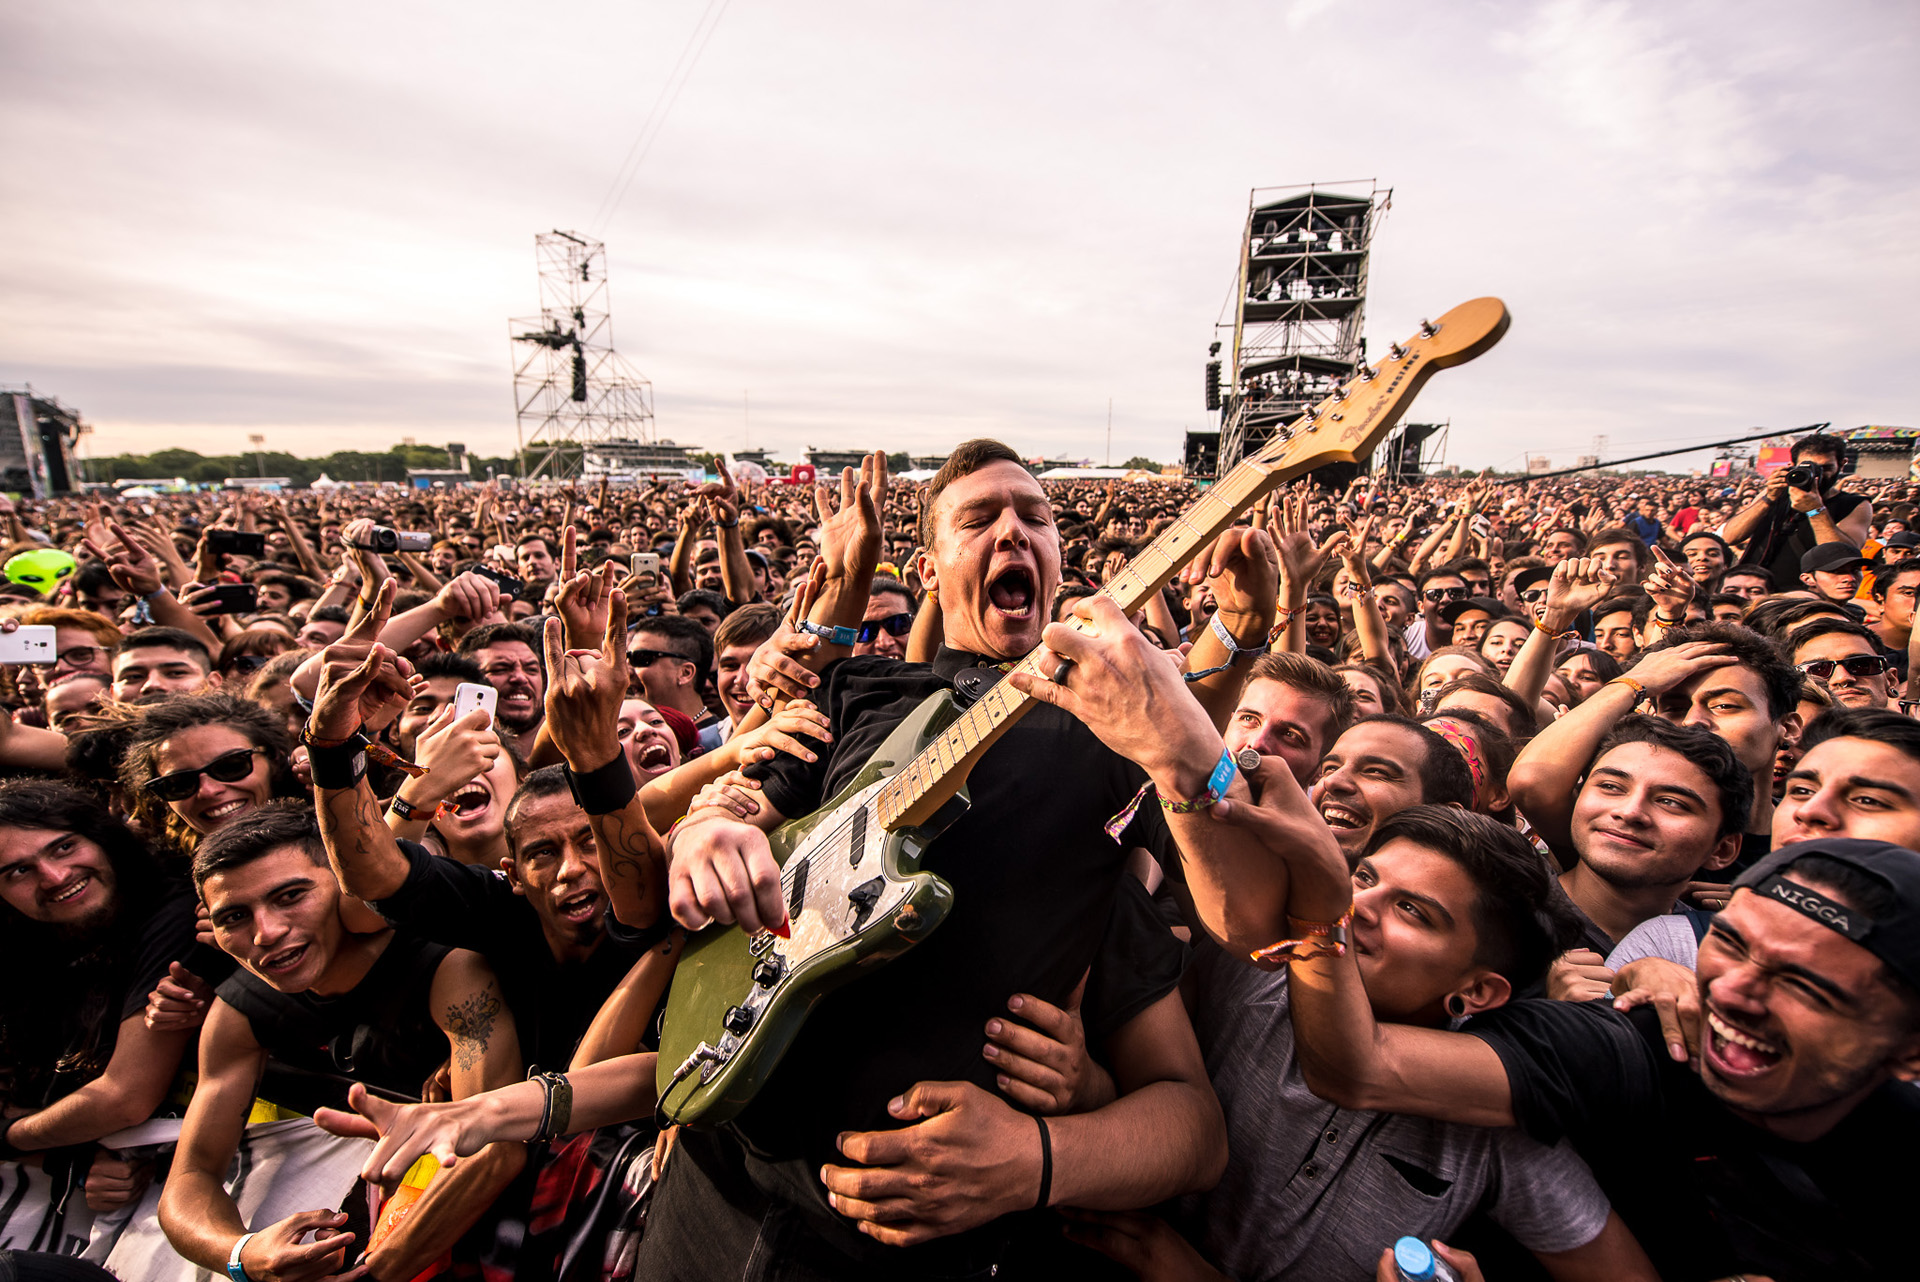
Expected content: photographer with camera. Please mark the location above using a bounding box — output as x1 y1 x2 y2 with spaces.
1722 431 1874 589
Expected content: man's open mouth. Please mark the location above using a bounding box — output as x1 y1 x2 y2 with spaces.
45 875 91 906
260 943 308 976
1706 1008 1783 1077
1321 802 1365 831
988 566 1036 618
558 889 601 924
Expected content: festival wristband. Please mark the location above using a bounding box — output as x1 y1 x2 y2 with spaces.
227 1232 258 1282
1186 612 1271 682
1158 746 1250 814
305 739 367 790
1605 675 1648 703
796 620 859 647
565 754 639 816
1251 909 1353 965
387 795 432 823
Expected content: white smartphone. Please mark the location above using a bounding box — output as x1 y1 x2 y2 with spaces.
0 625 56 665
630 552 661 584
453 682 498 727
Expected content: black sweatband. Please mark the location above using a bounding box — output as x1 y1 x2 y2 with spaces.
565 754 638 815
1033 1115 1052 1210
306 741 368 791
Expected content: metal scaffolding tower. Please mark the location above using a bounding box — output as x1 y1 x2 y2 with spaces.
509 231 655 480
1204 182 1389 478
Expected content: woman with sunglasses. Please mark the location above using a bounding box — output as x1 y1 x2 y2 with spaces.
119 694 302 852
215 628 297 685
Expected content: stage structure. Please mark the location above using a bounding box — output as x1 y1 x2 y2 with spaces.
509 231 656 480
1 387 85 496
1202 183 1389 479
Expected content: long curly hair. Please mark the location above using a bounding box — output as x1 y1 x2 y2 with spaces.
0 779 172 1107
118 693 302 852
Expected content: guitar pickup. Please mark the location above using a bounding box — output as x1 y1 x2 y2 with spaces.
847 877 884 926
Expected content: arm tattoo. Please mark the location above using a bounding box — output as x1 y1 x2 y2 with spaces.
592 806 666 925
445 988 502 1071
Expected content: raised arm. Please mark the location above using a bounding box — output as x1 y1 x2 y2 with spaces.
1505 557 1613 712
1178 526 1280 731
309 605 421 903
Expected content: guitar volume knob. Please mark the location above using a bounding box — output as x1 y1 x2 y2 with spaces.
753 955 786 988
723 1004 755 1035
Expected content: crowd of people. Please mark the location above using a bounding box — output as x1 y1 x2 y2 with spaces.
0 428 1916 1282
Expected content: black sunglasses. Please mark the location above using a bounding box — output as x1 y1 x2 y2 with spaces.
1520 588 1549 604
855 612 914 643
1798 655 1889 681
627 648 687 668
145 747 265 802
1422 586 1470 603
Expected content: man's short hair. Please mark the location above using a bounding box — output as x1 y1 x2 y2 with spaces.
869 575 918 610
714 602 782 653
1245 651 1357 744
412 652 486 683
1347 713 1474 808
1365 805 1583 989
1539 527 1587 553
1785 617 1881 659
629 612 714 676
308 605 350 627
1743 596 1846 640
918 439 1025 549
1591 715 1753 840
1589 528 1651 569
1797 705 1920 766
1643 621 1801 719
1721 565 1774 588
1428 672 1537 740
1708 591 1751 614
1870 560 1920 602
1594 594 1651 628
1416 564 1468 592
458 621 544 657
504 765 574 857
516 534 554 556
118 626 213 670
192 800 326 889
1790 431 1848 463
677 589 728 618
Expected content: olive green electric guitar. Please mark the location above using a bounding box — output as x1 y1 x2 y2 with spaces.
656 297 1512 1125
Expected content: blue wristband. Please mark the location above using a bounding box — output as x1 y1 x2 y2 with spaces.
228 1232 257 1282
1158 746 1249 814
797 620 859 647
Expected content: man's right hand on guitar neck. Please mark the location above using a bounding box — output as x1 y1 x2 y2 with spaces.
666 811 791 937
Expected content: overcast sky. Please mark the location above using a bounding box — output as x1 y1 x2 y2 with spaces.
3 1 1914 472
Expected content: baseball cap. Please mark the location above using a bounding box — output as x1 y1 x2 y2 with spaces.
1514 566 1552 596
1735 838 1920 994
1884 531 1920 550
1801 543 1869 575
1438 596 1504 626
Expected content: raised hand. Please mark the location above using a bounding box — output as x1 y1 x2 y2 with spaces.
553 534 619 650
1540 556 1615 629
1642 544 1695 620
1180 526 1278 627
745 563 827 709
80 520 166 598
813 451 889 585
541 587 629 772
728 698 833 767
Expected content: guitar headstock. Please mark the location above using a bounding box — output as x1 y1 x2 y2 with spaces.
1248 296 1510 478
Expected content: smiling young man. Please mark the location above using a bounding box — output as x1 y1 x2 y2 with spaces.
1307 715 1474 866
110 626 218 702
159 803 524 1282
1239 781 1920 1280
652 439 1242 1277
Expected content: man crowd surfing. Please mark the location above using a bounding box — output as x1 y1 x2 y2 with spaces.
1 428 1917 1282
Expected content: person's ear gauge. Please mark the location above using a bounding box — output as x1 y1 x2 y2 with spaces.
1453 969 1513 1018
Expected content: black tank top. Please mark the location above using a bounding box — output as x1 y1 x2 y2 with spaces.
218 931 452 1112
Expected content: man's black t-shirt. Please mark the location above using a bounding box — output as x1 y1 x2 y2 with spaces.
1467 996 1918 1281
1747 489 1868 587
740 648 1178 1166
365 841 646 1068
218 931 453 1111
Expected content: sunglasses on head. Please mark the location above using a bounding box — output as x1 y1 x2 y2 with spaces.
1422 586 1470 603
1798 655 1889 681
855 612 914 643
145 747 265 802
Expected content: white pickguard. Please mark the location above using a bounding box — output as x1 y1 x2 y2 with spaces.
777 780 912 966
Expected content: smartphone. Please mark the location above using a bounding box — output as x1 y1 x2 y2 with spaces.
203 584 259 615
0 625 56 665
630 552 661 582
453 682 498 727
1470 514 1491 538
473 565 524 600
206 530 268 558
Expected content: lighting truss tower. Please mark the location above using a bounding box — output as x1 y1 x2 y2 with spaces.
1208 182 1389 477
509 230 655 480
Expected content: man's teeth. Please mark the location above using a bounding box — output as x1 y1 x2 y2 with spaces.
48 877 89 903
1708 1010 1782 1067
1321 805 1363 830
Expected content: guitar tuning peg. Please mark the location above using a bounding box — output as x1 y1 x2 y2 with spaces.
1357 364 1377 382
1388 342 1406 361
1418 319 1438 338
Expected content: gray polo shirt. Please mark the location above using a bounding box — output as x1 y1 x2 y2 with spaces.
1179 943 1611 1281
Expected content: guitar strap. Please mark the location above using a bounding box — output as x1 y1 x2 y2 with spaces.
948 661 1015 709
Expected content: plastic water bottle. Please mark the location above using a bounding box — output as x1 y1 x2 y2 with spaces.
1392 1236 1462 1282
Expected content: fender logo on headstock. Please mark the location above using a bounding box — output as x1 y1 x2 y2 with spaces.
1340 353 1420 444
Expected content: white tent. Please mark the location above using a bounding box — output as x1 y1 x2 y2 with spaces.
118 486 160 498
310 473 342 489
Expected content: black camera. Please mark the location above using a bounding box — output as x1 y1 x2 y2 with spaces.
1782 463 1822 490
356 526 433 554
